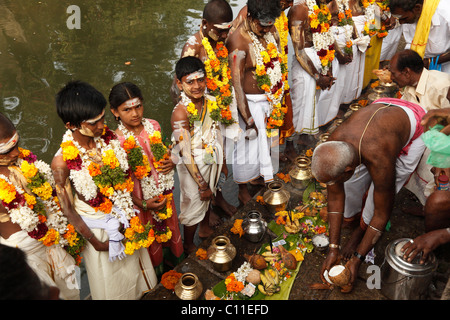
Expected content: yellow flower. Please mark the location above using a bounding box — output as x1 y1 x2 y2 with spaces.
39 229 60 247
256 64 266 76
24 193 36 208
261 51 270 64
187 103 198 116
150 131 162 144
32 182 53 201
21 161 38 179
102 149 120 169
61 141 79 161
0 180 16 204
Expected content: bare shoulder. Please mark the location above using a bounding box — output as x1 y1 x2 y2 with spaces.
288 3 309 22
171 103 189 130
181 33 202 58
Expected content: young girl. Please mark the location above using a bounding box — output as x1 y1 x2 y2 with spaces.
109 82 184 276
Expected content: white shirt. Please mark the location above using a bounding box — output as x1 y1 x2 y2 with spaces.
402 1 450 73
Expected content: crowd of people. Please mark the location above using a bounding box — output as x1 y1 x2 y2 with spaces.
0 0 449 300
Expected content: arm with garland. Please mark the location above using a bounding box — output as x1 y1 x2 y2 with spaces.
170 104 213 202
288 4 334 90
51 154 109 251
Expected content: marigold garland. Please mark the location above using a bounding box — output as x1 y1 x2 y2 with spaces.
0 148 85 264
248 30 288 136
307 0 336 75
202 37 236 126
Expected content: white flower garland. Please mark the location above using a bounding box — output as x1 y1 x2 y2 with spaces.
336 0 354 49
248 30 285 110
180 92 219 164
118 119 175 201
307 0 336 75
62 129 135 222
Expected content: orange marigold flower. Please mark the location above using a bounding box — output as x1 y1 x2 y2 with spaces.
195 248 208 260
161 270 183 291
230 219 244 237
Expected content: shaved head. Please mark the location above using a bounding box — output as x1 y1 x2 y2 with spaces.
0 113 16 140
311 141 357 182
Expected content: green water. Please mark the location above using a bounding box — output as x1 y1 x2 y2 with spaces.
0 0 245 164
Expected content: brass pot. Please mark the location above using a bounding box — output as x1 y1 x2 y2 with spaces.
174 273 203 300
328 118 344 133
344 103 362 119
289 156 312 190
380 82 398 97
262 181 290 214
207 235 236 272
315 132 330 148
368 86 387 104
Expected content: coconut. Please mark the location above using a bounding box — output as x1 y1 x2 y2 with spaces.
245 269 261 285
243 253 267 270
327 265 350 287
327 265 350 286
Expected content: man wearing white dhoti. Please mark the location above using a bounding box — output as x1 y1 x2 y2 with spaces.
288 0 338 139
171 56 224 254
227 0 288 204
312 98 426 293
52 81 156 300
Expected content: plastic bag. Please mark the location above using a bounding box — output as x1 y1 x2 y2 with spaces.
422 124 450 168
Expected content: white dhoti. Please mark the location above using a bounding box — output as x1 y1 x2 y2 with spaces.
74 196 157 300
380 24 403 61
341 15 369 103
343 104 426 225
177 103 223 227
404 148 435 205
232 94 277 183
291 47 340 134
0 230 80 300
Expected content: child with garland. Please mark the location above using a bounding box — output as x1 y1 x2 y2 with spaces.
0 112 79 300
171 56 225 254
109 82 184 277
51 80 157 299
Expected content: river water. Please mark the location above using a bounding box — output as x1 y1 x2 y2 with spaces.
0 0 246 164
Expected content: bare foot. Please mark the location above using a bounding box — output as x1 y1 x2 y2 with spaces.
341 226 365 261
198 223 215 239
249 177 265 186
214 192 237 217
281 141 297 162
183 243 198 255
209 211 222 228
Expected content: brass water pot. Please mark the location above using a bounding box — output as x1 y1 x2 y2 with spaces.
262 181 290 214
344 103 361 119
289 156 312 190
368 86 387 104
174 273 203 300
207 235 236 272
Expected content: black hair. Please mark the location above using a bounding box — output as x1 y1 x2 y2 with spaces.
175 56 206 81
0 244 47 299
55 80 106 127
390 0 423 11
0 112 16 141
395 49 424 73
203 0 233 23
247 0 281 22
109 82 144 110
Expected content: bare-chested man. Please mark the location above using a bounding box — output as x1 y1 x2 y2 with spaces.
311 98 427 292
226 0 285 204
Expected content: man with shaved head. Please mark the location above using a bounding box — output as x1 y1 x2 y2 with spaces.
311 98 427 292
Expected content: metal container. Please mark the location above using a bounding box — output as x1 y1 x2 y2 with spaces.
262 181 291 214
207 235 236 272
289 156 313 190
242 210 267 243
368 86 388 105
174 273 203 300
380 82 398 97
344 102 362 119
381 238 437 300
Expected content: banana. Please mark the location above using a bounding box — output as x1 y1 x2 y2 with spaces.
264 269 276 286
258 284 273 296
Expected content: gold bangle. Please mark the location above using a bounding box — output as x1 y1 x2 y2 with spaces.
329 244 340 249
328 212 344 214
